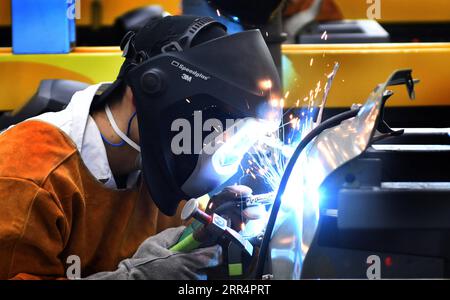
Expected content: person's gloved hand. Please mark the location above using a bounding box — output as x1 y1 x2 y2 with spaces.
85 226 222 280
207 185 253 213
206 185 253 232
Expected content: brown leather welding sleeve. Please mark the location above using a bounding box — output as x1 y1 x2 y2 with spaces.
0 121 183 280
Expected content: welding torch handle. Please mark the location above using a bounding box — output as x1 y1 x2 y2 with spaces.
169 232 202 252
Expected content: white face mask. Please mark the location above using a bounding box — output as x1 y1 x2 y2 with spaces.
104 104 141 153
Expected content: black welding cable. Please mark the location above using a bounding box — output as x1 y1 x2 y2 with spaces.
255 108 361 278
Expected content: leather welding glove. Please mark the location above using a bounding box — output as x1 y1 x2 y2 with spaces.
207 185 253 213
85 226 222 280
206 185 253 232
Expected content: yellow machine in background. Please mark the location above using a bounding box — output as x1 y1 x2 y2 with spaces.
283 43 450 108
0 47 123 112
0 0 9 26
1 43 450 113
77 0 181 26
1 0 450 112
3 0 450 27
0 0 181 26
65 0 450 25
335 0 450 23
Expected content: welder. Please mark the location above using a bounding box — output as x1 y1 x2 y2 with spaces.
0 15 281 279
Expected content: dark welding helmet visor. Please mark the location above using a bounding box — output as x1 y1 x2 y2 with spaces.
126 29 282 216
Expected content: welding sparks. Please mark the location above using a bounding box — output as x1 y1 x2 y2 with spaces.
185 98 191 103
259 79 273 90
321 31 328 40
310 58 314 67
242 106 318 195
243 62 341 191
314 81 322 98
317 62 340 125
232 60 341 240
216 9 221 17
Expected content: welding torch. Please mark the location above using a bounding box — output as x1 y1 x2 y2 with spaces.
170 192 274 253
169 199 212 252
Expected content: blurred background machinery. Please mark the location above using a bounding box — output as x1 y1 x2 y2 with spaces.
302 126 450 279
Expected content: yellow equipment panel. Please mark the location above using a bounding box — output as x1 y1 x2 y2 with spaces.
283 43 450 108
335 0 450 23
77 0 182 26
3 0 450 26
1 43 450 112
0 47 124 111
0 0 182 26
0 0 10 26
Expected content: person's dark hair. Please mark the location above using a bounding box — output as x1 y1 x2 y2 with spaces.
90 81 127 113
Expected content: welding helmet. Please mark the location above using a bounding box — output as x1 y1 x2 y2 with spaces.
101 16 282 216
